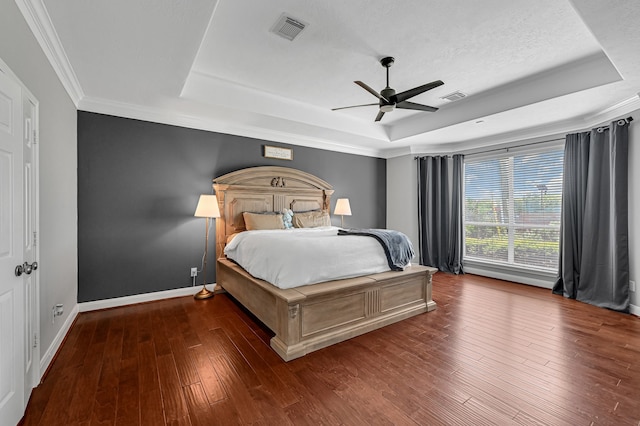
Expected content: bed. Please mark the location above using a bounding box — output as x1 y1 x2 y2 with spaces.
213 166 437 361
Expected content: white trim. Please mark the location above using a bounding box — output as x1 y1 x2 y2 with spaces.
25 90 41 390
464 264 555 289
582 95 640 125
465 264 640 317
0 57 37 102
69 93 640 160
78 284 217 312
39 303 78 380
407 120 575 157
401 100 639 159
14 0 84 105
77 93 637 160
464 138 565 161
78 96 385 159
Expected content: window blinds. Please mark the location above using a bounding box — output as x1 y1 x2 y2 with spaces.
464 146 564 271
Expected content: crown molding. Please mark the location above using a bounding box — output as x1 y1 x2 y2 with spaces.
582 95 640 126
79 92 639 160
400 95 640 158
15 0 84 105
78 96 385 158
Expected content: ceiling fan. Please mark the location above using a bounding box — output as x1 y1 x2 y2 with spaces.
332 57 444 122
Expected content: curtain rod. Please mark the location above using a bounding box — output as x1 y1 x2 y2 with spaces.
414 115 634 160
414 137 564 159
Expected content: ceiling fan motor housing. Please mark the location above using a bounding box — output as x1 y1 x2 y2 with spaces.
380 87 396 111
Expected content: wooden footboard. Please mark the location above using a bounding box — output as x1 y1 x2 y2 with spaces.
217 258 437 361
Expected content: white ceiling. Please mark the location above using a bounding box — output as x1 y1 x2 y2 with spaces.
25 0 640 157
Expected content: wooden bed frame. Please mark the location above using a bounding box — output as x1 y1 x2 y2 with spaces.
213 166 437 361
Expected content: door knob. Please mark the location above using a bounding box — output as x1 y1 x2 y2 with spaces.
15 261 38 277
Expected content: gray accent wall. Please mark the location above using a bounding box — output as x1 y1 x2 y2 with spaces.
78 111 386 302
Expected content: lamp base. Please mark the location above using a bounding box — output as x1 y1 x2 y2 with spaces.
194 285 214 300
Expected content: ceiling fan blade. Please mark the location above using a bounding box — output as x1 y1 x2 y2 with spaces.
332 103 379 111
394 80 444 103
396 101 438 112
375 110 385 122
355 81 390 102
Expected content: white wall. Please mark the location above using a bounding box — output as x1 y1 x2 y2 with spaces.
386 154 419 261
0 0 78 367
388 113 640 313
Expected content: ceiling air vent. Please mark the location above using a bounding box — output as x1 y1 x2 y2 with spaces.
270 13 308 41
441 91 467 102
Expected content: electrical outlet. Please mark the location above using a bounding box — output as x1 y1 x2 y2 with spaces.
52 304 63 323
191 267 198 277
630 280 636 293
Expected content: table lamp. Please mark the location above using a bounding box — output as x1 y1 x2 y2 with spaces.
334 198 352 228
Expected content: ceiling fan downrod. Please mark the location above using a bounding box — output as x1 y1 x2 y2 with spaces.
380 56 394 89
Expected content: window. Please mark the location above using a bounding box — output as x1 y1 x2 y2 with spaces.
464 145 564 271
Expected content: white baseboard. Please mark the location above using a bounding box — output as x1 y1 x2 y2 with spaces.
39 303 79 380
78 284 217 312
463 265 555 289
463 264 640 317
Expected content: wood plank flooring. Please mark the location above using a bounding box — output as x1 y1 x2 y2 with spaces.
20 274 640 425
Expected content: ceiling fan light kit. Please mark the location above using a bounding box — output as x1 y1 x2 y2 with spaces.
332 56 444 122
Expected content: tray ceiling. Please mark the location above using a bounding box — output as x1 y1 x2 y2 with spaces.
31 0 640 157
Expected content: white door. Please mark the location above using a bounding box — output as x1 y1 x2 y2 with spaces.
0 70 26 424
22 95 39 401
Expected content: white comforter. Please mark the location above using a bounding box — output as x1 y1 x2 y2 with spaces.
223 226 393 289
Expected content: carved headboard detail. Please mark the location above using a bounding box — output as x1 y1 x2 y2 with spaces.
212 166 334 260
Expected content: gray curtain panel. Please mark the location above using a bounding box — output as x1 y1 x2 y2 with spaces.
553 118 631 312
417 154 464 274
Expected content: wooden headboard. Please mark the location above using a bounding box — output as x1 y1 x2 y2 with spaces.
212 166 334 260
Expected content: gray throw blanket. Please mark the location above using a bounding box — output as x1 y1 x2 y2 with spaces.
337 228 414 271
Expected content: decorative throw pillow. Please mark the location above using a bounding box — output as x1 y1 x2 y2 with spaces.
243 212 285 230
292 210 331 228
281 209 294 229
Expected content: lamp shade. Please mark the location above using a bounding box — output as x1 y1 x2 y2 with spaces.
194 194 220 218
334 198 352 216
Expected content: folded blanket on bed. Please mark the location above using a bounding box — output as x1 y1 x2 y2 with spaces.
338 228 414 271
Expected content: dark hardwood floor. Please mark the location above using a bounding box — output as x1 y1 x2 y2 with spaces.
21 273 640 425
